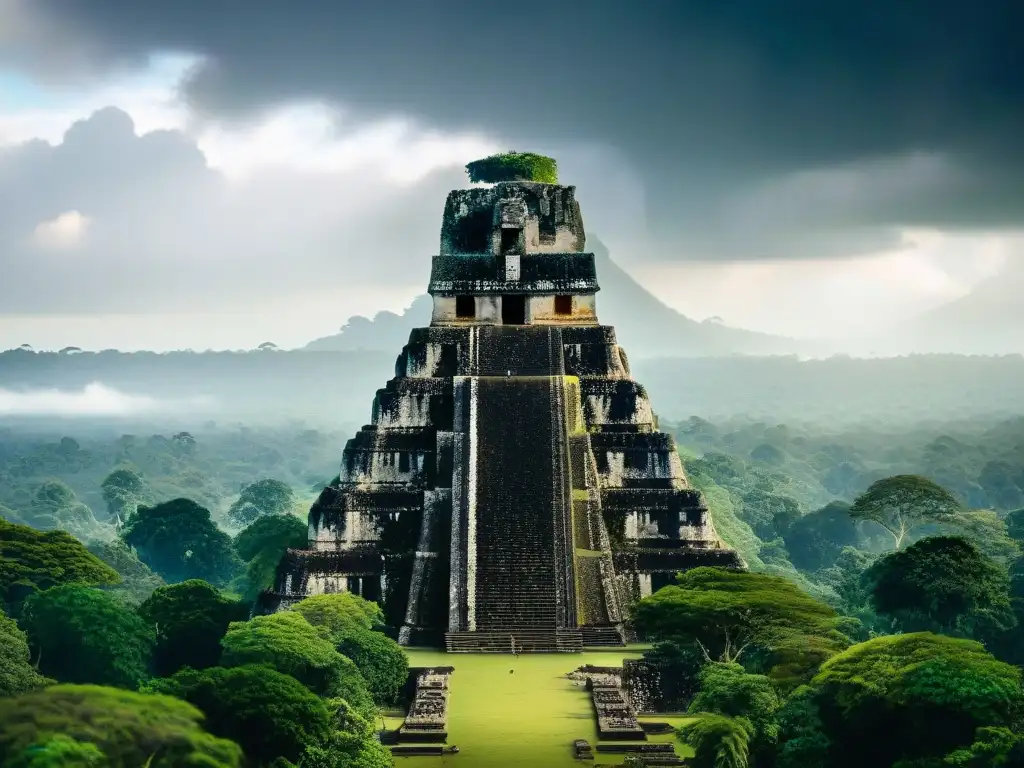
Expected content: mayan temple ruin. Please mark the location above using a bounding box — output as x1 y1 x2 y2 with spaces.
262 171 741 652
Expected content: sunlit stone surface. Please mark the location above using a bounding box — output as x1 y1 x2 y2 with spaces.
261 180 742 651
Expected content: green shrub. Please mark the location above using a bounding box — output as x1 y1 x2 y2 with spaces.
465 152 558 183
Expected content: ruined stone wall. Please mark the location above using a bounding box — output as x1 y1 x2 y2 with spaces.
428 252 599 297
439 183 585 257
527 294 598 324
430 293 597 326
430 295 501 325
622 660 664 713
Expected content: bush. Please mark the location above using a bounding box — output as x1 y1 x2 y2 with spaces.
465 152 558 184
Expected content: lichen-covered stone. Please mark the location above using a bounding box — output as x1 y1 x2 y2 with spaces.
439 183 585 256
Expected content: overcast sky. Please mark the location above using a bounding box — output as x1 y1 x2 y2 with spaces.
0 0 1021 351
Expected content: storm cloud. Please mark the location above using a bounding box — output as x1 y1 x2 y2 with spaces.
4 0 1023 253
0 107 475 315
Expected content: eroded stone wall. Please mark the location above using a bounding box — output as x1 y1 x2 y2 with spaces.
439 183 585 256
430 293 597 325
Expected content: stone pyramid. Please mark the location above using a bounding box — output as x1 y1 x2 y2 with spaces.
263 178 742 652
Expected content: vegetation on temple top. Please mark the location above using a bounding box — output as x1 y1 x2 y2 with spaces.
465 152 558 184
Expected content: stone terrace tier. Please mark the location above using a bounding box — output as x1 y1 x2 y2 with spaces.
428 251 599 295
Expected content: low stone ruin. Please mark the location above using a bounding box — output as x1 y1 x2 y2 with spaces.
592 686 647 741
639 722 675 735
622 659 663 713
571 666 647 741
574 739 595 760
596 744 685 766
399 668 450 743
569 662 666 714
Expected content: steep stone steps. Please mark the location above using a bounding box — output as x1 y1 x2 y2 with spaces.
471 376 566 631
581 625 626 647
473 325 565 377
445 629 583 653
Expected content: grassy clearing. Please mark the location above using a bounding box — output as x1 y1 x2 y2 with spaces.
394 649 691 767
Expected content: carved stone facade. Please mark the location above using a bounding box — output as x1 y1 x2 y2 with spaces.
261 180 742 651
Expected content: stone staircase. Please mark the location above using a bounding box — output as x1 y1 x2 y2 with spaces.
474 325 564 376
472 377 564 633
445 629 583 653
580 625 626 647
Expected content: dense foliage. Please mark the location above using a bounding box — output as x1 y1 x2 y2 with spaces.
227 478 295 527
20 585 154 688
220 611 377 718
0 610 49 697
0 520 118 609
138 579 249 676
680 714 754 768
121 498 243 585
291 591 385 634
3 414 1024 768
86 538 165 605
233 513 307 600
144 664 334 764
465 152 558 184
850 474 965 549
634 568 849 675
0 685 243 767
808 633 1023 766
864 535 1016 638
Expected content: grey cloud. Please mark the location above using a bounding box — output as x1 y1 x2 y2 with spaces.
5 0 1024 248
0 108 658 316
0 108 467 314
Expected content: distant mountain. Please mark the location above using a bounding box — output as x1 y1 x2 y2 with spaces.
902 261 1024 355
303 236 798 357
304 295 433 353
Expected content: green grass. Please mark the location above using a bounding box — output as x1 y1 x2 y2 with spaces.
394 649 692 767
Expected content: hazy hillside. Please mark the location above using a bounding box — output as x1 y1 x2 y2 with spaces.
3 349 1023 427
303 236 798 358
903 260 1024 355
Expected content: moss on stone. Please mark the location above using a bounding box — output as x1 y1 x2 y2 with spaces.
466 152 558 184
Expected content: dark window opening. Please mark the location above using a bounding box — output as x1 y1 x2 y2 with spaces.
399 452 411 472
500 227 521 255
554 294 573 315
502 294 526 325
452 209 492 252
625 451 647 470
455 295 475 318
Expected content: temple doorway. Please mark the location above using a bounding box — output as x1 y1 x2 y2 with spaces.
502 295 526 324
500 227 521 255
